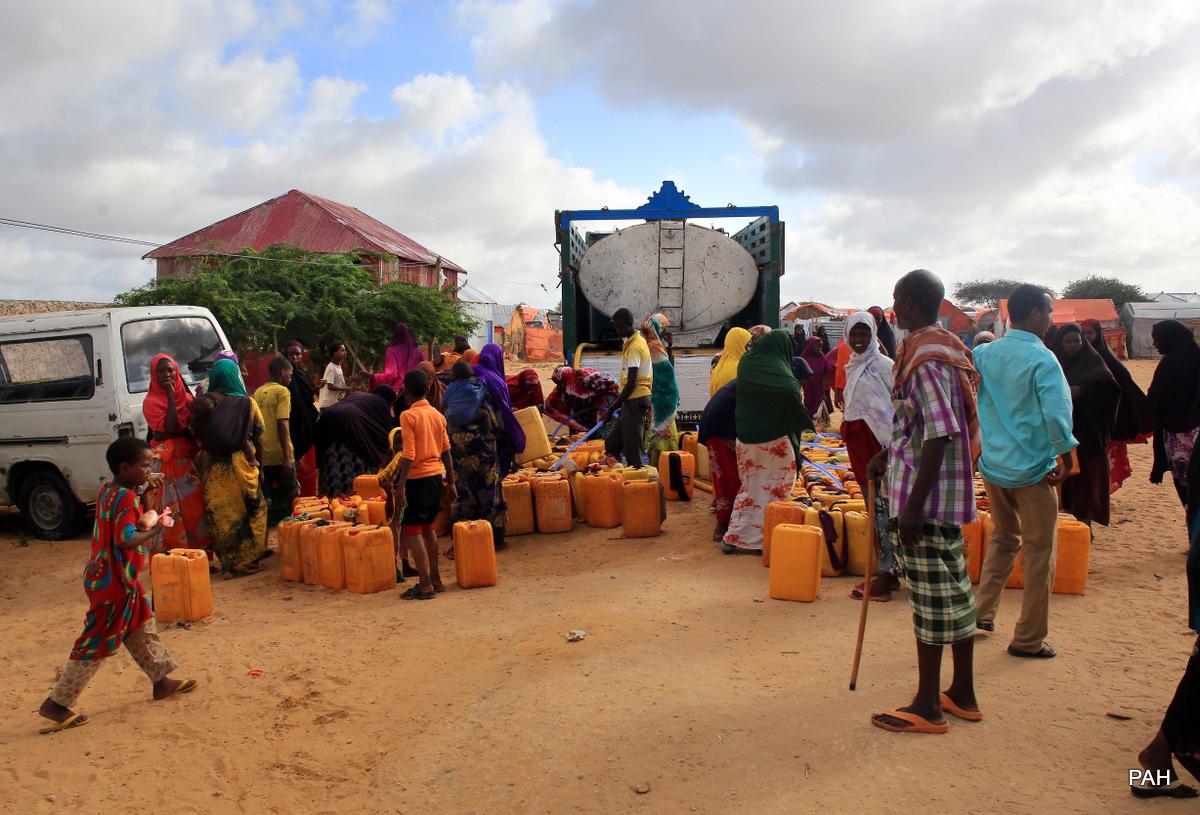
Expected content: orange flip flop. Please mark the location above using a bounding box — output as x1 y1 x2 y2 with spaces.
940 692 983 722
871 709 949 734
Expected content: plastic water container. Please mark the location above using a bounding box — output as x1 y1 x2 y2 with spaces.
843 511 871 576
279 517 320 581
318 522 354 590
533 477 573 533
1053 518 1090 595
585 474 624 529
762 501 808 567
515 406 553 464
503 479 535 536
805 506 845 577
768 525 822 602
343 526 395 594
661 451 695 501
572 472 589 521
151 548 212 624
365 498 388 526
963 515 986 584
453 521 498 588
622 479 662 538
300 522 329 585
353 474 384 499
292 496 329 514
678 433 711 481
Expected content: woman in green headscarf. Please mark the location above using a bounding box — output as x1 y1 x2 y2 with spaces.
721 329 813 554
640 313 680 466
190 358 268 576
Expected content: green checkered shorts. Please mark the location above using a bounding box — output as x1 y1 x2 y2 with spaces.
890 519 976 645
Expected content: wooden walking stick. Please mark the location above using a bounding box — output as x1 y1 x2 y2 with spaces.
849 477 880 691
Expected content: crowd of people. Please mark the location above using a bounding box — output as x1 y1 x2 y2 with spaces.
34 292 1200 798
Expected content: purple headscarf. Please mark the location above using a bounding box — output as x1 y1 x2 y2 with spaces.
473 343 526 475
371 323 425 390
215 349 239 364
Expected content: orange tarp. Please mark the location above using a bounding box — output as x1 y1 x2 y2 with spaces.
524 327 564 361
999 298 1120 327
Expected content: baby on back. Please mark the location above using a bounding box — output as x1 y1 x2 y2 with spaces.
442 362 486 428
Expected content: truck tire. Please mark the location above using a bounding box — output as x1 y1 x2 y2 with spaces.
19 469 86 540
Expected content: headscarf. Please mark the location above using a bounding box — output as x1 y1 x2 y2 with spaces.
143 353 194 433
868 306 897 359
1052 323 1120 460
799 336 834 415
1149 320 1200 433
372 323 426 390
734 329 814 446
474 343 526 474
749 324 772 341
1080 319 1152 441
215 349 239 364
710 327 751 396
285 341 320 458
815 325 831 354
545 366 616 432
842 312 896 446
314 387 395 467
506 369 545 410
1041 324 1059 349
462 348 479 364
791 356 813 382
417 360 444 411
641 313 679 435
207 357 248 397
894 325 981 460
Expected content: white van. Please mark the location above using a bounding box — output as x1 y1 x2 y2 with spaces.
0 306 231 538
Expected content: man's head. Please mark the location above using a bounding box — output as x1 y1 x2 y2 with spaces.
403 368 429 401
327 341 347 363
451 360 473 382
892 269 944 331
1008 284 1053 338
453 335 470 354
107 437 153 485
268 355 293 386
612 308 635 339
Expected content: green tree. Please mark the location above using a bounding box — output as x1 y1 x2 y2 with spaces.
116 246 475 370
952 278 1056 308
1060 275 1146 310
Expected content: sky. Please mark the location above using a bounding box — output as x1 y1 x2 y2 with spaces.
2 0 1199 310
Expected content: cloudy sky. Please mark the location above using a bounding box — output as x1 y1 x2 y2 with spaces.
2 0 1198 309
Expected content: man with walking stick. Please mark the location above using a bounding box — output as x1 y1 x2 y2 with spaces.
866 269 982 734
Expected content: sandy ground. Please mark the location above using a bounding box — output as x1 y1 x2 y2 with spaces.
1 360 1196 814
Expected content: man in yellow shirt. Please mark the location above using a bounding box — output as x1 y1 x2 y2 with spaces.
253 356 297 527
604 308 653 468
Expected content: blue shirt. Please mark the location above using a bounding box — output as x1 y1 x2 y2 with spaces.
975 329 1078 488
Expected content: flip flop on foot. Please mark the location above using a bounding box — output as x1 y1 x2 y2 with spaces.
871 708 949 734
154 678 198 701
940 692 983 722
976 621 995 633
39 712 89 735
1008 643 1057 659
401 585 435 601
1131 774 1199 799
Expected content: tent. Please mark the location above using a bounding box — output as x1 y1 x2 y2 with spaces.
997 297 1127 357
939 300 975 340
1120 302 1200 358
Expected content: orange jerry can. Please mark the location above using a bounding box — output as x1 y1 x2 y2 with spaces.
1053 518 1090 595
762 501 808 567
279 517 320 581
299 522 329 585
843 510 872 576
622 479 662 538
661 451 695 501
585 474 624 529
572 472 589 520
151 548 212 624
963 514 986 584
503 479 535 536
769 525 822 602
365 498 388 526
533 477 573 533
805 506 845 577
353 474 384 499
292 496 329 514
318 521 353 590
343 526 395 594
453 521 498 588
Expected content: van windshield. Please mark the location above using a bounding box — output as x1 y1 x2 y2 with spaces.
121 317 225 393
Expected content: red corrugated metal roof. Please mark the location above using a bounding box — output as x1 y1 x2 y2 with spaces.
144 189 464 273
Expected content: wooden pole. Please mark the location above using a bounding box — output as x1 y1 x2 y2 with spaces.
849 478 879 691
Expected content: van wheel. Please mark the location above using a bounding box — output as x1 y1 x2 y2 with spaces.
19 470 86 540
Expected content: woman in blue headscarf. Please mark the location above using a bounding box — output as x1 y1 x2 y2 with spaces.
473 344 526 477
641 313 679 466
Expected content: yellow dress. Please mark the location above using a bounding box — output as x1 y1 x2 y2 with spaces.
202 399 268 572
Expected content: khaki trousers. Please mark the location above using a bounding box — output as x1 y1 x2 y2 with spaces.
975 479 1059 652
49 619 177 708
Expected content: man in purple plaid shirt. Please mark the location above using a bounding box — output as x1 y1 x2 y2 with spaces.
869 270 981 735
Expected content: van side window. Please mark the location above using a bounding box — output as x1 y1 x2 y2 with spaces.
121 317 223 393
0 335 95 404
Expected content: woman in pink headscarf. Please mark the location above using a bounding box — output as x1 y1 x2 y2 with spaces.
371 323 426 391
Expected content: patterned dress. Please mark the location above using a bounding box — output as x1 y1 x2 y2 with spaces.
450 402 508 528
149 436 211 555
722 438 798 551
202 399 268 573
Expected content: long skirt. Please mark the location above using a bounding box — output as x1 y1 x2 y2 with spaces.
319 442 371 498
150 437 211 555
1061 448 1111 526
722 438 798 552
1162 642 1200 755
840 418 882 488
202 451 267 572
450 423 507 528
296 448 319 497
707 437 740 524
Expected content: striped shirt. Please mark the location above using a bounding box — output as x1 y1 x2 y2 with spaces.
886 360 976 526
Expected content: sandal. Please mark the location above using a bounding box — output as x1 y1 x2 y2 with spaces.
39 712 89 735
154 678 199 701
871 708 948 734
1008 643 1057 659
400 585 435 601
939 692 983 722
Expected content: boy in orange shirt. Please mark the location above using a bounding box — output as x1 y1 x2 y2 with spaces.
392 368 455 600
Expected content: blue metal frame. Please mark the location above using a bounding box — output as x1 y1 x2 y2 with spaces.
557 180 779 229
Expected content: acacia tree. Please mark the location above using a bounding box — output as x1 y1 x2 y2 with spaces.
953 278 1056 308
1060 275 1146 310
116 246 476 369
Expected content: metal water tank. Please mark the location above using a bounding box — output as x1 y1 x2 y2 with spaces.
577 220 759 347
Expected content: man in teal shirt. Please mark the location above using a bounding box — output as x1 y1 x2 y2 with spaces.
974 285 1077 659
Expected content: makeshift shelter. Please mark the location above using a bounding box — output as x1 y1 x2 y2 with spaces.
501 304 564 361
939 300 975 341
1120 302 1200 358
1146 292 1200 303
458 283 512 353
996 298 1125 356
